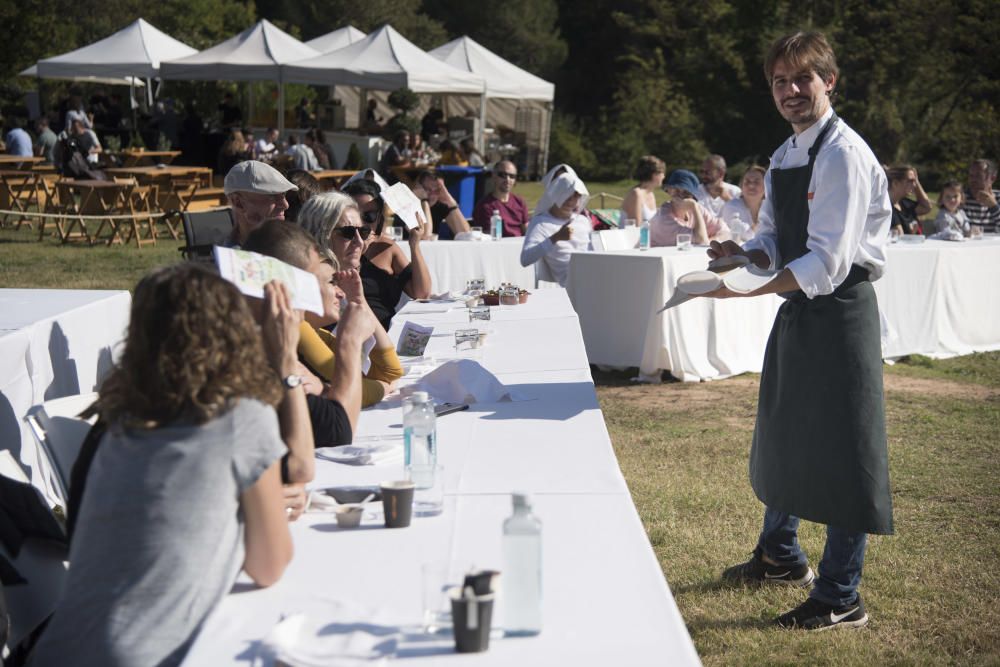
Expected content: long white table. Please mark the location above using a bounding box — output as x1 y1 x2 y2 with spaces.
566 238 1000 381
400 237 537 294
0 289 131 489
183 289 701 666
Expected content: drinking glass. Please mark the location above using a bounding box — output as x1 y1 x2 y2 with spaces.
970 224 984 240
454 328 481 351
471 226 483 240
469 305 491 322
677 233 692 250
622 218 637 229
390 226 404 242
422 562 452 632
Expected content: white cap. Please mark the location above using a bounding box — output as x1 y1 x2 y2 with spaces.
223 160 298 196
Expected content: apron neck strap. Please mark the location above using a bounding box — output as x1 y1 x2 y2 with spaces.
807 112 839 164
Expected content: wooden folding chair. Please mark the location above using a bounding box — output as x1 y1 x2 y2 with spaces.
0 172 36 228
159 178 199 240
54 182 91 244
120 179 159 248
92 181 133 246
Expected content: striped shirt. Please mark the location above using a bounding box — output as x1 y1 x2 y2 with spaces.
962 188 1000 231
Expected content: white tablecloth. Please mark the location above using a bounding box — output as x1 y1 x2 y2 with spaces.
566 238 1000 381
400 237 537 294
182 289 701 666
0 289 131 486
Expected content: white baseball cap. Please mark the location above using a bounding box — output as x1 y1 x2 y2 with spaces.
223 160 298 195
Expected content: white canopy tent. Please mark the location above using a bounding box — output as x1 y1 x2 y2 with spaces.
430 36 555 175
304 25 367 54
33 18 197 80
283 25 487 148
159 19 319 133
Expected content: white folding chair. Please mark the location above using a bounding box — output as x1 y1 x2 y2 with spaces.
24 392 99 506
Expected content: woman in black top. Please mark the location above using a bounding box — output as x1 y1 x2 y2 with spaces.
887 165 932 235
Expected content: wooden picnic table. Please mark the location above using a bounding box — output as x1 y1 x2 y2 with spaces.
105 165 212 187
117 149 182 167
0 155 44 169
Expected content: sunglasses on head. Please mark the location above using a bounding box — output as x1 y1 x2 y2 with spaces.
333 226 373 240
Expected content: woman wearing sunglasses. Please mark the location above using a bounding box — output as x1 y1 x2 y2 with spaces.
304 184 431 330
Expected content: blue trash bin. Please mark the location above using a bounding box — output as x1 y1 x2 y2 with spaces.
436 166 484 219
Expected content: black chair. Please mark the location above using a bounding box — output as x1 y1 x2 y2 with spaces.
179 207 234 260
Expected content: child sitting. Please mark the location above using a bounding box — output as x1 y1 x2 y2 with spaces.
934 180 971 236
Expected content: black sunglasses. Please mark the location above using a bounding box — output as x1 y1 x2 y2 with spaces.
361 209 381 225
333 226 373 240
495 172 517 180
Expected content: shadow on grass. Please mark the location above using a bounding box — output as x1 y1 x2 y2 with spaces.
0 237 35 244
672 578 734 595
590 365 679 387
686 614 774 632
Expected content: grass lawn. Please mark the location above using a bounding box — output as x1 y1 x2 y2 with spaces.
597 353 1000 664
2 188 990 664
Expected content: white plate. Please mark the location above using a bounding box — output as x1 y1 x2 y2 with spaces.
677 271 723 295
898 234 926 243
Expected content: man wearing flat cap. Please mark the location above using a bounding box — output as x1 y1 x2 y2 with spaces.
223 160 298 247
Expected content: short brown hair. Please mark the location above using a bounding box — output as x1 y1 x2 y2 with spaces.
635 155 666 182
764 32 839 88
285 169 323 222
741 165 767 184
243 219 323 269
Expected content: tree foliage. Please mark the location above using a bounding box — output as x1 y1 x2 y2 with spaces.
2 0 997 186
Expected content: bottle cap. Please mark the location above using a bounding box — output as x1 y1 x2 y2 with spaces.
411 391 430 404
512 492 532 509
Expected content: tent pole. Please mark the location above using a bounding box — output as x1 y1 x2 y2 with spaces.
278 80 285 137
540 101 553 177
249 84 256 128
478 92 487 154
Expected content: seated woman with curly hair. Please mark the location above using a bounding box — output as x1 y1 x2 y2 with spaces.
31 264 302 667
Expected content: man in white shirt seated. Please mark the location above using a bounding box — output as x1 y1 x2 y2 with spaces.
697 154 742 216
286 134 321 172
255 127 279 161
520 173 592 286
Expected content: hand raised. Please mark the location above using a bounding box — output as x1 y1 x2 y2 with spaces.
259 280 301 377
333 269 364 306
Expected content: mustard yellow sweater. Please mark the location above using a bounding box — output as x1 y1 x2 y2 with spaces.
298 323 405 406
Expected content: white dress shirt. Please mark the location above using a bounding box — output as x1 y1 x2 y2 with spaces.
742 107 891 299
520 212 592 286
696 182 742 216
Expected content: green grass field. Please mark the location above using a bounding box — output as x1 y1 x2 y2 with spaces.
1 186 993 664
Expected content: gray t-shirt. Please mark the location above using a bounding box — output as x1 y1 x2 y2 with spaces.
31 399 285 667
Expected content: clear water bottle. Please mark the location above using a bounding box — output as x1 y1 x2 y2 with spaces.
729 211 748 242
639 220 650 250
502 492 542 636
403 391 437 469
490 211 503 240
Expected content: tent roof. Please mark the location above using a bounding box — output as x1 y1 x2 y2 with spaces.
19 64 146 87
429 36 554 101
305 25 367 54
160 19 318 81
34 18 197 79
282 24 485 94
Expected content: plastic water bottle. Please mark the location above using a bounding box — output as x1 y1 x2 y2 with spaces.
490 211 503 241
403 391 437 469
639 220 650 250
729 211 748 242
502 492 542 636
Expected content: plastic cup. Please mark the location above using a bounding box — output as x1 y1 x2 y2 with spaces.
449 587 495 653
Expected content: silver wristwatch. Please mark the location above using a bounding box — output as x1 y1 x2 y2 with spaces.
282 374 304 389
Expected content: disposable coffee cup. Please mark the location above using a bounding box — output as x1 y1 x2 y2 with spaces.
380 480 415 528
448 587 495 653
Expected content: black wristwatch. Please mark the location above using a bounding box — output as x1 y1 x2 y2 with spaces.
282 374 303 389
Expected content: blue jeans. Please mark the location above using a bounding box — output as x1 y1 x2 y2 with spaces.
757 508 868 607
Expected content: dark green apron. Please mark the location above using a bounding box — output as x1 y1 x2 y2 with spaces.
749 113 894 535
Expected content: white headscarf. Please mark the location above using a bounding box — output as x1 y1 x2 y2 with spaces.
341 168 391 196
534 173 590 219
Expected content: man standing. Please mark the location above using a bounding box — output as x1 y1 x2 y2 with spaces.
223 160 298 246
706 31 893 630
472 161 529 236
963 159 1000 232
697 154 742 216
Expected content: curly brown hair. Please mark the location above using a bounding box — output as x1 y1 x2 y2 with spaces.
96 263 283 428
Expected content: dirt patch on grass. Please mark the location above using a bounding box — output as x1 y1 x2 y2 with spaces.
883 373 999 400
596 370 998 412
